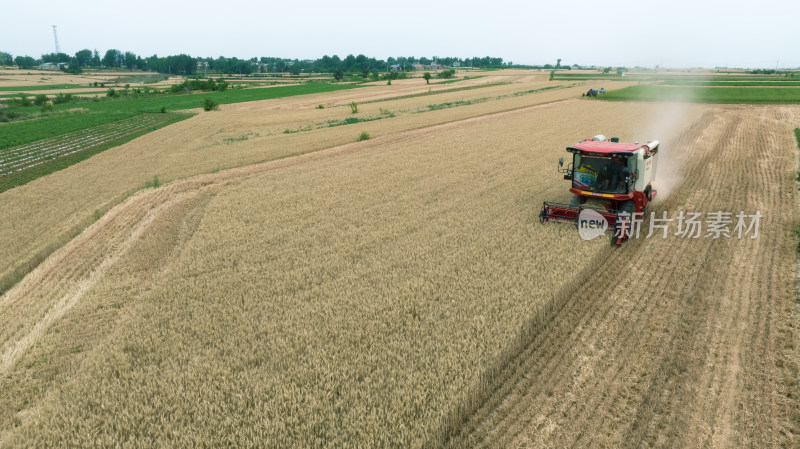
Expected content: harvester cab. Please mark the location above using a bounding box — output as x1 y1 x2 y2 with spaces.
540 135 660 245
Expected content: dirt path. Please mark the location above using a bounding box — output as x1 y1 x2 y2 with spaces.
437 106 800 448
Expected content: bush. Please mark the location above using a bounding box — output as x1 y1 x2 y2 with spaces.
436 69 456 79
33 94 49 106
12 94 31 107
349 101 358 114
317 104 324 109
106 88 117 98
160 106 167 113
53 93 74 104
203 98 219 111
145 174 160 189
358 131 371 141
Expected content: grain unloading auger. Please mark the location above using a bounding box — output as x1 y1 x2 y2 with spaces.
539 135 660 245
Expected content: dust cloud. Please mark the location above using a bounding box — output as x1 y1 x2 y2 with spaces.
640 99 697 200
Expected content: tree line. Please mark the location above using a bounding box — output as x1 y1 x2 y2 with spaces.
0 49 509 75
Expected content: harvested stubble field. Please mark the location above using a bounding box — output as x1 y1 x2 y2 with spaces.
0 72 798 447
0 70 180 89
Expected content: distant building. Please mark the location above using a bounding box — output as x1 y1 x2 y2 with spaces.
39 62 68 70
452 61 461 67
390 64 401 72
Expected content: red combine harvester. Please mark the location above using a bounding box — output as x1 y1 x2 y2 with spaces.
539 135 660 245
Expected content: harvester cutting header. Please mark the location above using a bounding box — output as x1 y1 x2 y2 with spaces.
539 135 660 245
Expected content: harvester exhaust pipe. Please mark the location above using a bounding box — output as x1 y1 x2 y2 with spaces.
643 140 660 152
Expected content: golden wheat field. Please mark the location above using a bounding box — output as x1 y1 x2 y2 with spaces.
0 71 797 448
0 75 609 294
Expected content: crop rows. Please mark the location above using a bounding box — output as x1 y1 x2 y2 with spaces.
0 114 175 176
439 105 800 448
0 100 708 447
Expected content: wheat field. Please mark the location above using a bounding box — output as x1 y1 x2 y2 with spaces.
0 71 797 447
0 76 619 294
442 105 800 448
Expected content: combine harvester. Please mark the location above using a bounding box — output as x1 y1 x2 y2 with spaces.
539 135 660 245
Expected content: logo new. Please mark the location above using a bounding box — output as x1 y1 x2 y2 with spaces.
578 209 608 240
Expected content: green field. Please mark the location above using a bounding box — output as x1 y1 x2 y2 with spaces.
0 112 139 150
659 81 800 86
0 113 191 193
0 84 85 92
432 76 486 85
554 73 798 82
1 82 365 150
26 82 364 115
0 91 109 98
597 85 800 103
0 82 367 192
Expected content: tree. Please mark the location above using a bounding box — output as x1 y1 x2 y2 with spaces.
423 72 432 84
14 55 36 69
64 57 82 74
91 49 101 66
124 52 138 70
75 49 92 67
556 58 561 70
333 69 343 82
0 52 12 66
103 49 122 68
41 53 70 64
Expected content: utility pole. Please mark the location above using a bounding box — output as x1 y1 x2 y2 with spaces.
52 25 61 54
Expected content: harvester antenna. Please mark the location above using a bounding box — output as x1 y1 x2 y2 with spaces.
52 25 61 54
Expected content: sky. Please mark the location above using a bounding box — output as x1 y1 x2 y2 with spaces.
3 0 800 69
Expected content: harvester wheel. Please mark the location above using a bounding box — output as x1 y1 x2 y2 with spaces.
613 200 636 245
645 185 653 202
620 200 635 215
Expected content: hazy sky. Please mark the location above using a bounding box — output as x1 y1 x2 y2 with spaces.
4 0 799 68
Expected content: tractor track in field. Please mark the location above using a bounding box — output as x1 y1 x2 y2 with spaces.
436 106 800 448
